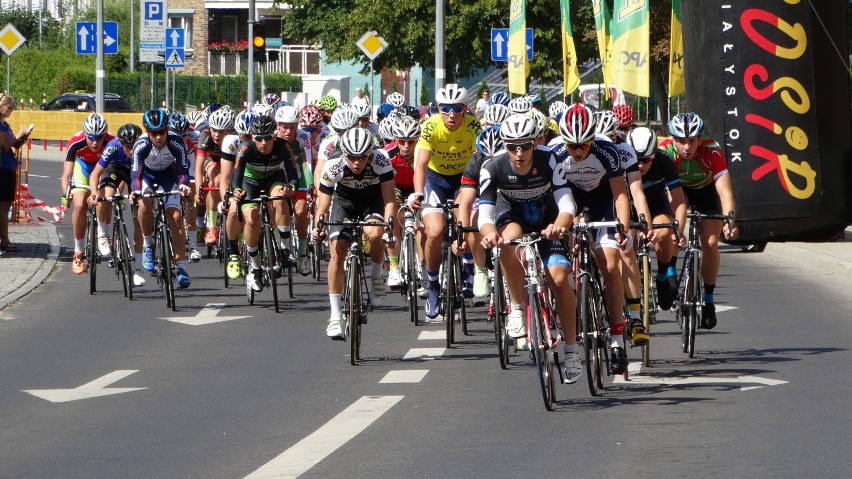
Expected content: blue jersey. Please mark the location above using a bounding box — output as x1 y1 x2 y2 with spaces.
131 132 190 191
97 138 132 169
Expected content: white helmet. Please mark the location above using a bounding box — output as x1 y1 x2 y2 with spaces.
378 117 396 141
528 109 549 138
625 127 658 158
595 110 619 137
500 113 536 142
251 104 274 117
508 97 532 114
559 103 596 144
482 104 509 126
186 110 205 126
436 83 468 105
476 126 503 157
386 91 405 107
207 108 236 131
234 110 256 136
548 101 569 120
83 112 108 136
393 116 421 140
329 108 359 132
274 105 300 124
352 103 372 118
340 127 375 156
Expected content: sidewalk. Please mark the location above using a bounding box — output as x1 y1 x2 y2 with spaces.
0 222 60 310
763 227 852 282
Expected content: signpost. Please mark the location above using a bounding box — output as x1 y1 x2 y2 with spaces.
140 0 167 63
0 24 25 96
356 31 388 110
490 28 533 62
75 21 118 55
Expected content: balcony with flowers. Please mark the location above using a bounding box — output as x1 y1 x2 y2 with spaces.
208 39 250 75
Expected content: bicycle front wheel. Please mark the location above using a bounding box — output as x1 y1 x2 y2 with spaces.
443 251 456 348
529 294 556 411
578 274 599 397
348 257 362 365
687 252 702 358
492 259 510 369
264 225 280 313
160 226 176 311
640 252 651 367
114 221 131 299
87 210 98 295
403 234 419 325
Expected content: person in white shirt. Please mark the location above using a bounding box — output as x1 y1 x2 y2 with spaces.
351 87 370 107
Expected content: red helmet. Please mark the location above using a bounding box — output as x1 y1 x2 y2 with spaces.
559 103 596 144
299 105 324 128
611 104 635 128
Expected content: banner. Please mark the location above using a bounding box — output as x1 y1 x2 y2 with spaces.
592 0 613 99
559 0 581 96
609 0 649 97
668 0 685 96
507 0 529 95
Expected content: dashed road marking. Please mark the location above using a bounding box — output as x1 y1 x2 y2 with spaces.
379 370 429 383
417 330 445 340
403 347 446 360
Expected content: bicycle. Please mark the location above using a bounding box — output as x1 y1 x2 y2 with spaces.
505 233 568 411
676 208 735 358
571 215 623 395
397 205 421 325
317 216 393 365
84 198 100 295
95 193 136 300
438 201 468 348
139 188 183 311
486 246 511 369
237 194 287 313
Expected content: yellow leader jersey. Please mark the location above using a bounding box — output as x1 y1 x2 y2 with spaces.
419 113 482 176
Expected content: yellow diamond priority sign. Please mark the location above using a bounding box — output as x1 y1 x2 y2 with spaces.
356 31 388 61
0 24 25 55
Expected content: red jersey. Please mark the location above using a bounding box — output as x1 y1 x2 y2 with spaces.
65 131 115 164
390 153 415 190
659 136 728 189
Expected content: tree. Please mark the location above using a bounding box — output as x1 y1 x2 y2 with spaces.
0 5 66 50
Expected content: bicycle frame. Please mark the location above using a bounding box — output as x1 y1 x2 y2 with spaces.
238 194 288 313
397 205 421 325
141 189 182 311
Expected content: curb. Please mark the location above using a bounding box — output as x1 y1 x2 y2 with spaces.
764 241 852 283
0 224 60 310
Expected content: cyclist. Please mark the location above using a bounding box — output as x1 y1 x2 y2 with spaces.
351 103 380 140
386 116 420 290
478 114 581 383
612 103 635 136
87 123 146 287
195 107 239 251
60 113 115 274
300 105 330 166
275 105 316 273
186 110 205 131
311 127 397 339
481 103 509 128
224 114 299 292
626 127 688 311
132 108 193 288
659 112 739 328
555 103 632 374
408 83 482 319
314 108 359 190
169 111 202 263
316 95 338 123
386 91 406 108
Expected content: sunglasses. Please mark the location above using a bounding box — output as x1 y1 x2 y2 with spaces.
148 129 168 137
86 134 104 142
438 104 465 114
396 138 417 145
505 141 534 152
254 134 275 142
638 156 654 164
346 154 370 162
566 141 592 150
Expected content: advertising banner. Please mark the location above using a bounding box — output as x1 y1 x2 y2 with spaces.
609 0 649 97
559 0 580 96
668 0 685 97
507 0 529 95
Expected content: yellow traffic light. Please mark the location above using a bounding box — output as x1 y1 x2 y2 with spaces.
253 22 266 62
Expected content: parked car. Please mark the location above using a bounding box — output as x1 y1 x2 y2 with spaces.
40 92 133 112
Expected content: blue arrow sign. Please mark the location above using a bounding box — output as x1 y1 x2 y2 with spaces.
76 22 118 55
490 28 533 62
166 28 185 49
164 48 185 69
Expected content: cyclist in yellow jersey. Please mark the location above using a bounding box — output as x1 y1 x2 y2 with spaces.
409 83 482 319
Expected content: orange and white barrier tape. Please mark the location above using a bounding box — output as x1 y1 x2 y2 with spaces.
16 183 67 223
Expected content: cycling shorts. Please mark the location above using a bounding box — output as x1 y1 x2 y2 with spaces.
395 186 415 206
138 169 182 211
328 193 385 243
99 162 130 190
423 169 462 217
239 170 289 211
71 158 97 194
683 183 722 216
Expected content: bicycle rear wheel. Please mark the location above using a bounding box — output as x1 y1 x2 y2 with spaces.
443 251 456 348
492 259 510 369
403 234 419 325
242 241 254 305
687 253 701 358
529 294 556 411
348 257 362 365
264 225 281 313
87 210 98 295
640 252 651 367
680 252 693 354
578 275 599 396
457 258 468 336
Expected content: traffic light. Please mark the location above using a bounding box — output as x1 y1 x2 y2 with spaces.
252 22 266 63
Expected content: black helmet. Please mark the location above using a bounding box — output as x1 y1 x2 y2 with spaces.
250 114 276 135
117 123 142 145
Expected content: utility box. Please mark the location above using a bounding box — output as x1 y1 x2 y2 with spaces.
300 75 351 105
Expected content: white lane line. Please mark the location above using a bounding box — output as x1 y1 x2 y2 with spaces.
244 395 404 478
379 370 429 383
417 330 445 340
403 347 446 360
714 304 738 313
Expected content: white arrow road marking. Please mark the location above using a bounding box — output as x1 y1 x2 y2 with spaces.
613 363 787 391
403 348 446 360
23 370 146 403
713 304 738 313
160 303 250 325
379 370 428 383
244 395 404 478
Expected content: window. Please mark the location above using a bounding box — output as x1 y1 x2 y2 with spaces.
222 15 239 43
169 14 194 50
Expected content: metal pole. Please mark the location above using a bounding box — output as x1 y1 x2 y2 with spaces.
260 62 265 98
130 0 135 73
165 67 169 110
150 63 154 110
38 1 42 48
96 0 104 114
435 0 445 94
247 0 256 107
370 60 375 116
6 55 10 97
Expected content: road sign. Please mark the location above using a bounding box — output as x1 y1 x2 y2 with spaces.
166 27 184 49
164 28 185 68
140 0 167 63
164 48 184 68
490 28 533 62
356 31 387 61
0 24 25 55
75 22 118 55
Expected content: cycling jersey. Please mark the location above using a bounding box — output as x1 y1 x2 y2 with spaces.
288 131 314 194
131 133 190 188
316 131 339 164
640 149 682 217
659 136 728 189
419 114 482 175
460 151 490 190
552 138 623 221
318 149 394 198
196 130 242 164
390 153 415 190
230 137 299 192
97 138 131 169
65 131 116 165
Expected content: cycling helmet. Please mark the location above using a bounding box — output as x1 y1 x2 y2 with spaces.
625 127 658 158
525 94 542 107
377 103 394 120
117 123 142 145
83 112 108 136
668 112 704 138
386 91 405 107
250 114 277 135
528 109 549 138
262 93 280 107
186 110 205 126
499 113 536 142
548 101 569 120
168 111 189 135
316 95 338 111
396 105 421 120
378 117 396 141
476 126 503 157
274 105 300 124
340 127 375 156
329 108 359 133
611 103 635 128
436 83 468 105
235 110 257 136
203 103 222 117
299 105 324 127
508 97 532 114
141 109 167 131
482 104 509 126
393 115 422 140
351 102 372 119
207 107 236 131
251 103 274 117
489 91 510 106
559 103 596 144
595 110 619 137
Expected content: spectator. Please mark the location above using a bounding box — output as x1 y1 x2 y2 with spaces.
351 87 370 107
0 93 29 253
474 89 490 118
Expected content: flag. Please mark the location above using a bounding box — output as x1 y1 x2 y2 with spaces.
507 0 529 95
592 0 613 99
560 0 581 96
609 0 650 97
668 0 685 96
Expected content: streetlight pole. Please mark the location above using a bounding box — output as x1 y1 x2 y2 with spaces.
96 0 104 114
130 0 135 73
435 0 445 94
247 0 256 107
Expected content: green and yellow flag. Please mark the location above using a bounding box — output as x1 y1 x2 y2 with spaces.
668 0 685 96
560 0 581 96
610 0 650 97
592 0 613 99
508 0 529 95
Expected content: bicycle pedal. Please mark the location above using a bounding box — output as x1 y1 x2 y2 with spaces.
107 260 115 268
515 337 530 351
